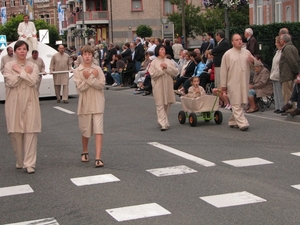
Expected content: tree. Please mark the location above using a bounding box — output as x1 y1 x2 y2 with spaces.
203 0 248 8
136 25 152 38
168 0 203 38
0 15 61 48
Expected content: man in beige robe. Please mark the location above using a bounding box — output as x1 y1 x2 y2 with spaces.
220 34 252 131
17 15 38 51
50 45 72 103
27 50 46 94
1 47 15 73
149 55 178 131
3 57 41 173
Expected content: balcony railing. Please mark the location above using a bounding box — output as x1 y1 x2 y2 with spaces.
67 11 109 27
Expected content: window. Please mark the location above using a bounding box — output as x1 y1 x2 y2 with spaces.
40 14 50 24
132 0 142 11
1 0 6 7
20 0 24 6
96 0 107 11
275 0 282 23
256 0 263 25
163 0 173 15
10 0 14 6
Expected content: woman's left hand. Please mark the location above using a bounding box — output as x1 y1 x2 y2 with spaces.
160 62 167 70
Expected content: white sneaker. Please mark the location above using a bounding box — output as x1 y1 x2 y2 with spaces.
112 83 117 87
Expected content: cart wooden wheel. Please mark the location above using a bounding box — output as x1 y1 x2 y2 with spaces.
189 113 197 127
214 111 223 124
178 111 186 124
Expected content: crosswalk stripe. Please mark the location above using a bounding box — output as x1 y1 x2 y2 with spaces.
200 191 267 208
148 142 216 167
222 157 273 167
106 203 171 222
71 174 120 186
147 165 197 177
0 184 33 197
53 106 75 114
4 217 59 225
291 184 300 190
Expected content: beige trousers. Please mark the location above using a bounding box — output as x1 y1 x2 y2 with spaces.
36 75 42 95
282 80 294 104
55 85 69 101
156 104 171 128
19 36 38 51
228 104 249 128
214 67 220 88
10 133 37 168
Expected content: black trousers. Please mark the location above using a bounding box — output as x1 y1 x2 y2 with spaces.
290 84 300 108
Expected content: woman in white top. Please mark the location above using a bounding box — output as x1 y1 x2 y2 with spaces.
270 36 284 113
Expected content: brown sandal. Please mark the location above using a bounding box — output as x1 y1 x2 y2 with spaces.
95 159 104 167
81 153 89 162
246 108 258 113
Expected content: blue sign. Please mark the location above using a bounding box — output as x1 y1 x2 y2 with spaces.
0 35 7 49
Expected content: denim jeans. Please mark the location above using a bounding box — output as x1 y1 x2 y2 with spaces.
111 72 121 85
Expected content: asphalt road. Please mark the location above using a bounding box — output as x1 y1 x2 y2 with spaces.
1 88 300 225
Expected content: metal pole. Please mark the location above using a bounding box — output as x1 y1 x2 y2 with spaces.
224 0 229 40
82 0 87 44
182 0 186 49
110 0 113 43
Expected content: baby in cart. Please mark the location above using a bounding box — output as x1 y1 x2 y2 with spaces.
185 76 206 98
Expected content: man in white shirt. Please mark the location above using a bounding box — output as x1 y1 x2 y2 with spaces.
17 15 38 52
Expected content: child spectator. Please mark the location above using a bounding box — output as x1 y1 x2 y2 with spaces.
185 76 206 98
111 54 125 86
73 45 106 167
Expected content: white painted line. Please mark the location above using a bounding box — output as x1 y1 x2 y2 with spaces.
106 203 171 222
200 191 266 208
53 106 75 114
222 157 273 167
148 142 215 167
291 152 300 157
4 218 59 225
0 184 33 198
71 174 120 186
147 165 197 177
291 184 300 190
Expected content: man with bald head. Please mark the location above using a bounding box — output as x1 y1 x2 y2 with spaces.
220 34 253 131
50 45 72 103
279 28 289 36
1 47 15 73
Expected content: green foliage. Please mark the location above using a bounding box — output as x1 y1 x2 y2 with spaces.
230 22 300 67
168 3 203 38
0 15 61 49
136 25 152 38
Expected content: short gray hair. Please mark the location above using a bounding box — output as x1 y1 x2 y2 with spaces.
281 34 291 43
245 28 253 36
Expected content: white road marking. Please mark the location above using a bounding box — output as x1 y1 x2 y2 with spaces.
291 152 300 157
106 203 171 222
53 106 75 114
148 142 216 167
200 191 266 208
4 218 59 225
222 157 273 167
291 184 300 190
71 174 120 186
147 165 197 177
0 184 33 198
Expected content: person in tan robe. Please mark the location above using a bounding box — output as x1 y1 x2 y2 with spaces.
73 45 106 167
148 44 179 131
220 34 253 131
50 45 72 103
1 47 15 73
3 40 41 174
27 50 46 94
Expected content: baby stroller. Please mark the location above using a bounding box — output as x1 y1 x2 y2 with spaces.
178 95 223 127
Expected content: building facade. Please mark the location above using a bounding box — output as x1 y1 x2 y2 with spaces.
249 0 300 24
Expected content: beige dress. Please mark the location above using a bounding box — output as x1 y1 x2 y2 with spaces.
185 85 206 98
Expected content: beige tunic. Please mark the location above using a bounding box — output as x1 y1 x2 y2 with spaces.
220 48 251 105
73 63 105 115
50 52 72 85
75 55 83 68
1 55 16 73
27 57 45 73
3 60 41 133
149 57 178 105
185 85 206 98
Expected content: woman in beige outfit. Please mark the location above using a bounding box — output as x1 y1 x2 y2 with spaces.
3 40 41 174
73 45 106 167
148 44 179 131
